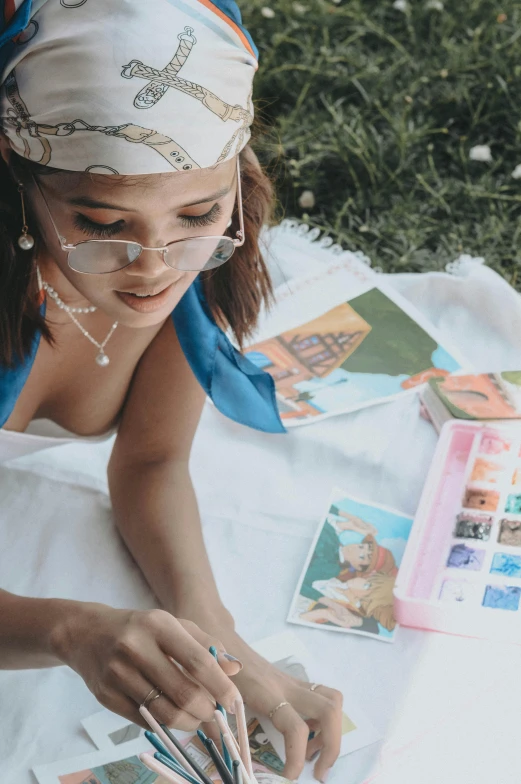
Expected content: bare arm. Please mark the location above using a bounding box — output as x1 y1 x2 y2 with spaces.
0 589 76 669
107 317 226 618
107 318 344 782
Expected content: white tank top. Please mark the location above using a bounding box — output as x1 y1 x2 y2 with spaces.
0 419 115 464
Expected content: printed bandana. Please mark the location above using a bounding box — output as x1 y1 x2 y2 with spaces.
0 0 257 173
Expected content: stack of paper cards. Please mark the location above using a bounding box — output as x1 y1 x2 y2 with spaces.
287 489 413 641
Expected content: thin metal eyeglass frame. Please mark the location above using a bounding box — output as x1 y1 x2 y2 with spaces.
28 156 245 274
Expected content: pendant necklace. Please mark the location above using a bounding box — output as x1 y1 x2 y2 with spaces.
36 265 118 367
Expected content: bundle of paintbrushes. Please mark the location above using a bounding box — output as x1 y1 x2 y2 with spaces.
138 647 290 784
139 695 256 784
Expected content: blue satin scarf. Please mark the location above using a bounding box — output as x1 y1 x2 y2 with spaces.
0 0 285 434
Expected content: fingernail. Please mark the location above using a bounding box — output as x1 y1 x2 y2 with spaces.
222 653 243 669
320 769 331 783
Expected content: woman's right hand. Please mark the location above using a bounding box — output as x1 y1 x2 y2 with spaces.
52 602 242 730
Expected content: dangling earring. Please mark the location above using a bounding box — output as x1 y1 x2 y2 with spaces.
17 183 35 250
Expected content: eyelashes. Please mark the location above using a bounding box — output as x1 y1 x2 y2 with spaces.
72 203 224 238
73 214 124 238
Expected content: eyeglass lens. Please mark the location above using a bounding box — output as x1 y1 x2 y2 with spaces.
67 236 236 274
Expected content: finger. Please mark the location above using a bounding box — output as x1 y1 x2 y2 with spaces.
305 721 324 761
178 619 243 677
106 657 202 731
304 686 343 781
306 733 324 761
155 616 240 712
114 611 218 722
119 623 218 722
270 703 309 781
314 707 342 783
93 684 148 729
294 688 343 783
200 719 223 748
140 652 216 724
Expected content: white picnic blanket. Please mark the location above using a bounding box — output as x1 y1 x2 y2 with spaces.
2 222 521 784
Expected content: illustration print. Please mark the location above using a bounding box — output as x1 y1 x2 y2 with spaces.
288 491 413 641
246 288 461 424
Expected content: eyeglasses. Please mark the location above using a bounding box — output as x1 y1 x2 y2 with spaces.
29 157 245 275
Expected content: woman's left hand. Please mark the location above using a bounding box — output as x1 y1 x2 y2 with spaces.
177 607 344 783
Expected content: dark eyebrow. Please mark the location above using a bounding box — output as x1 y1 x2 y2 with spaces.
67 184 233 212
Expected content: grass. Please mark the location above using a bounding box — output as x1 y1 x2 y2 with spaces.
244 0 521 283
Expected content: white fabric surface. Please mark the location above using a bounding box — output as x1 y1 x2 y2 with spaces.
2 227 521 784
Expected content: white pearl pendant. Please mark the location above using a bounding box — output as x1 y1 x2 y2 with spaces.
95 352 110 367
18 233 35 250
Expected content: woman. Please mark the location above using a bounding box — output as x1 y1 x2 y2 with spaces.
0 1 342 781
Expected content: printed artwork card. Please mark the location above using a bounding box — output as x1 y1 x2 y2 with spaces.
287 489 414 641
428 370 521 421
242 259 466 426
79 633 380 784
33 738 157 784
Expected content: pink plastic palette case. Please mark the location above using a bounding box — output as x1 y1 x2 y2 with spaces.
394 420 521 642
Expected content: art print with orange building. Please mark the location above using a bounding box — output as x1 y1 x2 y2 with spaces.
245 287 462 425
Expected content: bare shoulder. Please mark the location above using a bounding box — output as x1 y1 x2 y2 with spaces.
110 316 206 467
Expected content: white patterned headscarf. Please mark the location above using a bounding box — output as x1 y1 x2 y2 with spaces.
0 0 257 174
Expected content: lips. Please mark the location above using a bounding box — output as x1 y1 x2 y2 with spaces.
116 281 176 313
120 287 169 298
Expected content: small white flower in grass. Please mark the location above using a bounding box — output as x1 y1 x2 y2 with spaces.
298 190 315 209
512 164 521 179
292 1 307 12
261 6 275 17
426 0 444 9
469 144 492 162
392 0 408 11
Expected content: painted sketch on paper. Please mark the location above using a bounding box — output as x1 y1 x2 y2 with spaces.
58 756 155 784
245 288 460 424
288 490 413 641
428 370 521 421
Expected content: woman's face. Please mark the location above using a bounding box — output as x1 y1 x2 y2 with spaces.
22 156 237 328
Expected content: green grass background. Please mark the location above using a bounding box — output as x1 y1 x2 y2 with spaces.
244 0 521 283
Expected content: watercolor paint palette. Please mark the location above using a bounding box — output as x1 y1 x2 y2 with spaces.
394 420 521 641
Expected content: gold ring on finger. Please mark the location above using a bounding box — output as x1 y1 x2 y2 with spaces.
141 687 163 709
268 700 291 720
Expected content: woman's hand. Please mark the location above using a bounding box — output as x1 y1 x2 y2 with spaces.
179 607 343 783
51 602 242 730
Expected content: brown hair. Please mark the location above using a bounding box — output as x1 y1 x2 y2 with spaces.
0 143 275 367
359 572 396 632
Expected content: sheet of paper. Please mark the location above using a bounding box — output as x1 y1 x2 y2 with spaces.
287 489 414 642
80 632 379 784
33 738 157 784
243 255 468 427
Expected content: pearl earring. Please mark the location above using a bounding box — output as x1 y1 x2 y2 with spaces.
17 183 35 250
